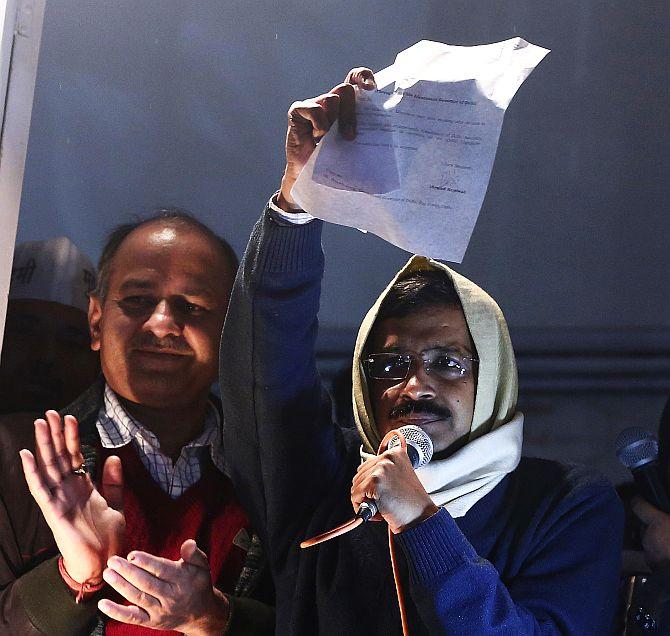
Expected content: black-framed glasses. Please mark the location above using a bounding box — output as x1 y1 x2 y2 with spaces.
364 350 478 382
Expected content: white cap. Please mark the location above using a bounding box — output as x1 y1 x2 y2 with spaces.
9 237 96 313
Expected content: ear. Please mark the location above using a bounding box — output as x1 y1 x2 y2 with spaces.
88 294 103 351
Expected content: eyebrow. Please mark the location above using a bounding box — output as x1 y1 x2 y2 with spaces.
181 287 216 301
425 344 475 357
118 279 156 292
117 278 216 300
379 344 474 356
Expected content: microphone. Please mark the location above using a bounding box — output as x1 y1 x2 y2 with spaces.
356 425 434 522
615 427 670 514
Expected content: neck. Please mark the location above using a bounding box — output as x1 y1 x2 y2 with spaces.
432 433 469 461
118 395 209 462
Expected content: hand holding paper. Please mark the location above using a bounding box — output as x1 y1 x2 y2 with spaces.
290 38 549 262
278 68 376 211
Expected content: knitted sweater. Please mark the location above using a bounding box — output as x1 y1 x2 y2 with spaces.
219 206 623 635
101 444 249 636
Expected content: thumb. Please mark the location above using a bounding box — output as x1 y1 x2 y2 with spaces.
181 539 209 569
632 496 665 525
100 455 124 512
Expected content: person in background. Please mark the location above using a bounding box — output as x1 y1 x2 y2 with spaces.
0 237 100 415
620 397 670 633
0 211 273 635
219 67 623 634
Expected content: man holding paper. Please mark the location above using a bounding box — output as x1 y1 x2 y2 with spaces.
220 65 622 634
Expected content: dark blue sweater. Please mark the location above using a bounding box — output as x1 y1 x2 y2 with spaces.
219 207 623 635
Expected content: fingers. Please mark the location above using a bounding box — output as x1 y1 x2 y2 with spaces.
288 98 332 142
351 461 384 505
287 72 371 145
34 411 83 488
98 598 150 625
33 418 62 488
63 414 85 471
632 496 666 525
45 411 72 475
19 449 54 508
351 449 412 506
280 64 374 208
314 93 341 131
356 446 405 469
125 551 179 581
180 539 209 570
330 83 356 139
345 67 376 90
106 555 172 599
103 566 161 612
354 448 405 480
101 455 124 512
340 66 375 140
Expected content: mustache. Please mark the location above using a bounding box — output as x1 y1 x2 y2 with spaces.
131 334 192 354
389 400 452 421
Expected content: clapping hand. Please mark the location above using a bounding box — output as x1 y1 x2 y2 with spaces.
19 410 125 585
98 539 229 636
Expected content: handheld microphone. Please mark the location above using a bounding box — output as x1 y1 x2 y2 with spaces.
357 425 433 522
615 427 670 514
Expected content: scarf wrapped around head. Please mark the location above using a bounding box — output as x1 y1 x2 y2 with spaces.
352 255 524 517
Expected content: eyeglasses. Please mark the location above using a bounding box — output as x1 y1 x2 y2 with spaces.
364 350 478 382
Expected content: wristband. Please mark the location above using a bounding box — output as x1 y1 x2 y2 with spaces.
57 556 105 603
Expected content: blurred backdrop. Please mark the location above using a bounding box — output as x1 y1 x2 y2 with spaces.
13 0 670 481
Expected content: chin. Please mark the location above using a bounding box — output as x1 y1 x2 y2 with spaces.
138 384 193 406
117 373 185 405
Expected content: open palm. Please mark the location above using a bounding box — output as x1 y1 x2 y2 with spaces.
20 410 125 584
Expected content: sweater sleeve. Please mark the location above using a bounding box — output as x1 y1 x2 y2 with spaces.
0 484 99 635
224 596 275 636
219 204 343 560
394 484 623 635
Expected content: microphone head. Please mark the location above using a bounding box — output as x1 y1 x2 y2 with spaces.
615 427 659 471
388 425 434 469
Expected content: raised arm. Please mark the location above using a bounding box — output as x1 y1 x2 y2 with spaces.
219 69 376 552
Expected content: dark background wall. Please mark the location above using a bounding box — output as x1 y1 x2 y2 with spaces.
14 1 670 481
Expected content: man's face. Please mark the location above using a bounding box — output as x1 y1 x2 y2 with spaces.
0 299 99 414
88 222 234 409
366 305 477 457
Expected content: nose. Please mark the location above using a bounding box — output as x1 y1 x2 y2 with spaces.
143 299 183 339
398 362 437 401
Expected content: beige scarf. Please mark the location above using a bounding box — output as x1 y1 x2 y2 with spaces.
353 256 523 518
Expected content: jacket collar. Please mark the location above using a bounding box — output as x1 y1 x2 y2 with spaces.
58 377 224 481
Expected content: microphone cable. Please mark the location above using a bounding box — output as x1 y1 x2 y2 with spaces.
300 429 411 635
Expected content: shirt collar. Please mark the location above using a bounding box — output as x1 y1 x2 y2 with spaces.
97 384 225 472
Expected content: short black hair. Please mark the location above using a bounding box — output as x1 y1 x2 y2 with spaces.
376 269 462 322
93 208 238 300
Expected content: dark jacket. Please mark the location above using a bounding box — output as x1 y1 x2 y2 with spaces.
0 379 273 635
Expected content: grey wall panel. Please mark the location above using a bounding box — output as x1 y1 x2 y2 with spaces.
17 0 669 331
12 1 670 480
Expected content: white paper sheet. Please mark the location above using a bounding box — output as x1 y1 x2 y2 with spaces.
291 38 549 262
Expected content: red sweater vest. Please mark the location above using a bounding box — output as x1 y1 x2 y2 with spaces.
99 444 250 636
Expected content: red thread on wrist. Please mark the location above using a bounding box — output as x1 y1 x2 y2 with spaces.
57 556 105 603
